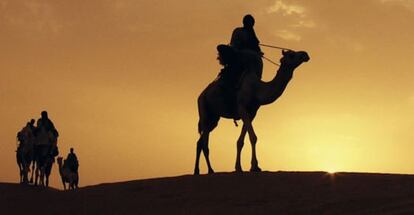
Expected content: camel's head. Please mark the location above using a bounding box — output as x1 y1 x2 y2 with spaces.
280 50 310 68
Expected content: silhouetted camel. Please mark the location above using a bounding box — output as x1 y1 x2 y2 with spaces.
194 50 310 174
57 157 78 190
33 127 57 187
16 146 33 184
16 131 34 184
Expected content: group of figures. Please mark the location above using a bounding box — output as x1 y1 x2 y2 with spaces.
16 111 79 190
194 15 310 174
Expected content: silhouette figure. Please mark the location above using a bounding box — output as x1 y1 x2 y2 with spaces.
27 118 37 183
32 111 59 187
194 50 310 175
66 148 79 173
28 118 36 132
215 15 265 113
230 14 262 54
219 15 264 84
37 111 59 138
16 121 35 184
33 126 58 187
57 157 79 190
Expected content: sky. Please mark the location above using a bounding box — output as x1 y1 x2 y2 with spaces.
0 0 413 188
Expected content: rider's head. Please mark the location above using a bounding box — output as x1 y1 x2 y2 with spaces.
243 14 255 28
41 111 48 119
70 148 74 153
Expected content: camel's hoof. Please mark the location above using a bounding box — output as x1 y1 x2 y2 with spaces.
250 166 262 172
208 169 215 174
194 169 200 175
235 167 243 173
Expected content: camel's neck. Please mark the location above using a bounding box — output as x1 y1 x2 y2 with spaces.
257 64 295 105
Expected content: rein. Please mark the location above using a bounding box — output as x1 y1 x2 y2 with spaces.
262 55 280 66
259 43 294 67
259 43 293 51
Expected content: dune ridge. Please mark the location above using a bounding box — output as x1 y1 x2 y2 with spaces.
2 171 414 214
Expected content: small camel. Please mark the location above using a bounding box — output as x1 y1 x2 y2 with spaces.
194 49 310 174
57 157 78 190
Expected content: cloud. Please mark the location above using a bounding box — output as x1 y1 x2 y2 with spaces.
267 0 305 17
291 20 316 28
266 1 316 42
275 29 302 41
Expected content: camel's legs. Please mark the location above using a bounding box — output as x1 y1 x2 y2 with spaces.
235 125 247 172
18 164 23 183
201 133 214 174
194 131 214 175
240 109 261 172
17 156 23 183
21 157 29 184
30 162 35 183
34 166 39 186
23 165 29 184
194 133 204 175
40 170 44 186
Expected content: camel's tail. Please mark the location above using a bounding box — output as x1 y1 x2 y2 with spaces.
233 120 239 127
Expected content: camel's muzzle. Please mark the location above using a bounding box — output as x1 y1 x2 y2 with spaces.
302 52 310 62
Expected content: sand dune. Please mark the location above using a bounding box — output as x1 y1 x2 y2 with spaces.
2 171 414 214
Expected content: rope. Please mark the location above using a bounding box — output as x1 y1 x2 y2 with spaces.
260 43 293 51
259 43 293 66
262 55 280 66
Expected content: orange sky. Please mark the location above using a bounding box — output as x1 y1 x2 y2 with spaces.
1 0 413 188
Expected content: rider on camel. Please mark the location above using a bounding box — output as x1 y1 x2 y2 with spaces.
65 148 79 173
37 111 59 138
217 14 263 87
230 14 262 54
36 111 59 156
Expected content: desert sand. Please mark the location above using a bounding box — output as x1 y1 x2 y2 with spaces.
2 171 414 214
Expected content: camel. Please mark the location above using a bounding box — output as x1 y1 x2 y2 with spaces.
33 127 58 187
16 146 32 184
38 154 54 187
194 49 310 175
57 157 78 190
16 129 34 184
